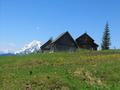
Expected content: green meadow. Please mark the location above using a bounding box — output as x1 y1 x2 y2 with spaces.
0 50 120 90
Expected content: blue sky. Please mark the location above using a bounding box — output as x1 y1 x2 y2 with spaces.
0 0 120 52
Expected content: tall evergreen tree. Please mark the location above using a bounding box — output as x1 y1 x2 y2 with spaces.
101 22 111 50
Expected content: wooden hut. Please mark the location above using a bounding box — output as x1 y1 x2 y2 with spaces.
76 33 98 50
51 31 78 51
41 31 78 52
41 38 52 52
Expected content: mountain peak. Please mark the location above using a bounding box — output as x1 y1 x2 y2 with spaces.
15 40 42 54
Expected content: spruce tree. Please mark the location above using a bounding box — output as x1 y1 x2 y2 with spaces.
101 22 111 50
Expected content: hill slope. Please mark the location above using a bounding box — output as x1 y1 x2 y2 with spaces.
0 50 120 90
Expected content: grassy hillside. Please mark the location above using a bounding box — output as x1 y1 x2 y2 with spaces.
0 50 120 90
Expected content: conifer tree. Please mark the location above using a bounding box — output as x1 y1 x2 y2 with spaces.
101 22 111 50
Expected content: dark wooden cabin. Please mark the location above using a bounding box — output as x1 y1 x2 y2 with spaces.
41 31 78 52
51 31 78 51
76 33 98 50
41 38 52 52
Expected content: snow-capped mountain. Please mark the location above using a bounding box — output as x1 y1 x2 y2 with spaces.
15 40 42 54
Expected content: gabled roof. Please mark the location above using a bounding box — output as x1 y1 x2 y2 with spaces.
76 33 94 41
91 42 99 47
52 31 78 48
76 33 99 47
52 31 69 43
41 38 52 49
